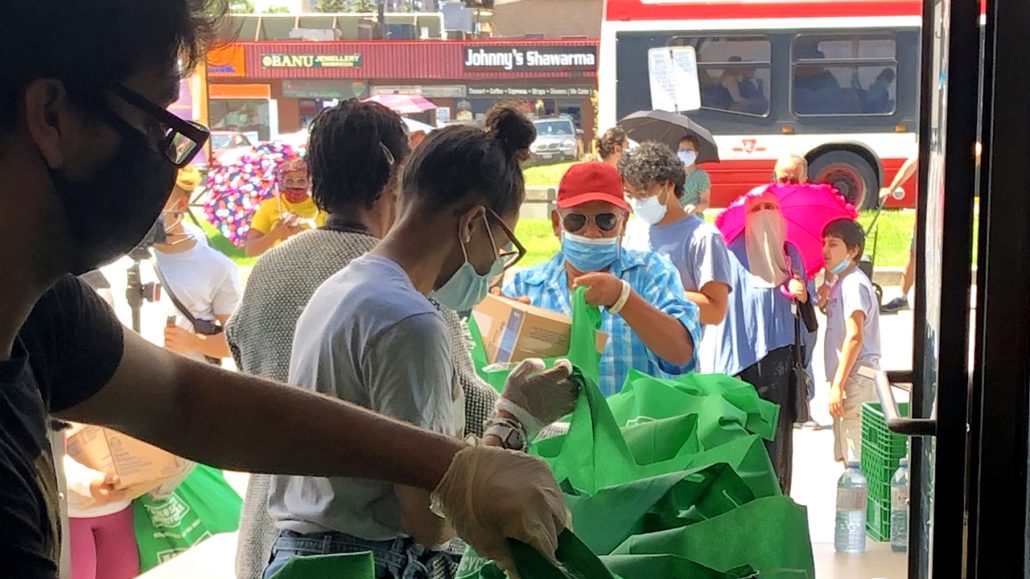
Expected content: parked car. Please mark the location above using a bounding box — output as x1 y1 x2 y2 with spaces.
530 116 582 164
211 131 256 165
211 130 254 152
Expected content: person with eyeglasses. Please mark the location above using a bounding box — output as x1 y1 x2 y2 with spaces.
502 161 702 396
0 4 571 576
226 100 508 578
262 104 580 579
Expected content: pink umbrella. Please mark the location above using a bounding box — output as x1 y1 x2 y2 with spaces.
364 94 436 115
204 142 304 247
715 182 859 277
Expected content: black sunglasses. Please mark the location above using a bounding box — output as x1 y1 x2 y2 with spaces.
486 209 526 271
110 84 210 168
562 212 620 233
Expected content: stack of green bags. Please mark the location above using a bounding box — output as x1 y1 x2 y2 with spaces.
461 289 815 578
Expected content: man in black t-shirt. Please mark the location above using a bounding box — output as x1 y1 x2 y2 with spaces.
0 3 572 576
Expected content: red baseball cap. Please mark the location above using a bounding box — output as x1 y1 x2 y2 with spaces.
556 162 630 211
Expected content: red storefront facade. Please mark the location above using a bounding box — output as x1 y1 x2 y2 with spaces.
207 39 599 144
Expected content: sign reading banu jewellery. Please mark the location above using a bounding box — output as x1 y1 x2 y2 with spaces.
260 53 363 69
463 46 597 72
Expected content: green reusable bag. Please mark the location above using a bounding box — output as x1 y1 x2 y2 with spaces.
467 287 602 393
269 552 375 579
610 496 815 578
601 556 758 579
609 370 781 446
459 530 757 579
531 368 781 497
456 530 619 579
132 465 242 571
510 530 619 579
564 465 758 556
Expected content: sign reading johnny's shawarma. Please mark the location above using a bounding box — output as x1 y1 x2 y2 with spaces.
261 54 362 68
464 46 597 72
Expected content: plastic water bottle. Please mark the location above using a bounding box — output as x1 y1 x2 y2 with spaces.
835 461 868 554
891 458 910 552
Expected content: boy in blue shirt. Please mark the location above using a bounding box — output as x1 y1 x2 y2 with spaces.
818 219 882 463
619 142 732 326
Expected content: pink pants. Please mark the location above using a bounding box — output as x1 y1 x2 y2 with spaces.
70 507 140 579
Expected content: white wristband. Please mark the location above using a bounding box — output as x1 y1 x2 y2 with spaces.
607 280 632 315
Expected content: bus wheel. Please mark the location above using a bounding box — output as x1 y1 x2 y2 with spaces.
809 151 878 210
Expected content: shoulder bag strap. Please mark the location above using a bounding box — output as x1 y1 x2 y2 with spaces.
150 257 200 330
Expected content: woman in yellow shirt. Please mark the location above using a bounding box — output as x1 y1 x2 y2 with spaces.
246 157 326 256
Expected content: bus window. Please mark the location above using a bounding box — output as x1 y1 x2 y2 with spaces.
670 36 771 117
792 34 898 116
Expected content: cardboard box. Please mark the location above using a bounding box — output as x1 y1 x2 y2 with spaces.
472 294 606 365
65 425 191 506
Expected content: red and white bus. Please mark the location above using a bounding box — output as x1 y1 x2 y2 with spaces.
599 0 923 208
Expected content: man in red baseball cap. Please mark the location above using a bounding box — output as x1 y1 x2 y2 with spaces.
501 161 702 395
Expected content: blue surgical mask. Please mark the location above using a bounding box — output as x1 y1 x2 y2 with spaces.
678 150 698 166
628 193 668 225
562 231 620 272
432 217 504 311
829 257 851 276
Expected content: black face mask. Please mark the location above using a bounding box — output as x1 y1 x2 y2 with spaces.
50 110 177 274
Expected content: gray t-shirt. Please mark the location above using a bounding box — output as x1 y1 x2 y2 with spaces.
648 214 733 302
824 268 882 383
268 253 464 539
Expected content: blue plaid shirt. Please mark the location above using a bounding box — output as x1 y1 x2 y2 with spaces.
504 249 702 396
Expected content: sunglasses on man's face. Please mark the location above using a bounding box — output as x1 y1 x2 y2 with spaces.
562 212 620 233
110 84 210 168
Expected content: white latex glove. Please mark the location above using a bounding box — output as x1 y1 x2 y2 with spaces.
496 358 579 439
430 442 569 577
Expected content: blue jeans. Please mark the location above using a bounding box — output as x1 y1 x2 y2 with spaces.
262 530 460 579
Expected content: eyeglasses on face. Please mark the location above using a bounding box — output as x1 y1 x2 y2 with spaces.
110 84 210 168
485 208 526 271
562 212 620 233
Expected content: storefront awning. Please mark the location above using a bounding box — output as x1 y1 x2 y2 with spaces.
208 39 598 81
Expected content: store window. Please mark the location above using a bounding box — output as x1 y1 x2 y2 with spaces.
209 99 271 143
792 34 898 116
669 36 771 117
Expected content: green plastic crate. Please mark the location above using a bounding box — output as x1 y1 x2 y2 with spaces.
867 496 892 542
861 402 911 458
861 402 910 541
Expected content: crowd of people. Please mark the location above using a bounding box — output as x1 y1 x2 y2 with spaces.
1 3 578 579
218 102 882 575
0 2 891 578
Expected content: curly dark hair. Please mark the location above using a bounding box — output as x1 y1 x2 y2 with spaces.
307 100 410 214
1 0 229 132
618 141 686 198
403 102 535 216
597 126 628 160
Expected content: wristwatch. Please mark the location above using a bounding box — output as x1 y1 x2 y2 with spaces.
484 417 528 452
